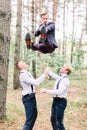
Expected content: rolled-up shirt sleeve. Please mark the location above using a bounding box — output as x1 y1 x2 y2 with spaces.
48 71 59 80
20 73 45 86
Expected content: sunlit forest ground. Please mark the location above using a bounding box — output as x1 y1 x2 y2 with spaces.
0 74 87 130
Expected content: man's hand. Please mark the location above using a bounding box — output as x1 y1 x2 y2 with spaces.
40 19 44 25
45 67 50 74
44 67 51 79
39 24 43 31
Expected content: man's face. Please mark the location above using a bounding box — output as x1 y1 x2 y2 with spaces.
41 14 48 24
18 61 28 70
60 65 68 74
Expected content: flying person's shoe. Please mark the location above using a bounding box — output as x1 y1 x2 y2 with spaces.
40 25 46 43
25 32 32 49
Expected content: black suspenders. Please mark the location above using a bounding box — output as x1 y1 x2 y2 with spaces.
56 76 67 89
20 72 33 93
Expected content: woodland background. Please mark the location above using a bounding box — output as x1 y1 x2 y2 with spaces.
0 0 87 130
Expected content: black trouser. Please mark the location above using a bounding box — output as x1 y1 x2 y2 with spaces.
51 97 67 130
31 39 55 54
22 93 37 130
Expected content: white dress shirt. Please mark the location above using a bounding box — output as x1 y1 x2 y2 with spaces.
46 71 70 98
19 69 45 96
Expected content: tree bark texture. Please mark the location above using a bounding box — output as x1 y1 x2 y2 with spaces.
13 0 22 89
0 0 11 118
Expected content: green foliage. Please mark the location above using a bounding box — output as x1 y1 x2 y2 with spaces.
9 37 87 82
20 46 68 75
72 50 85 72
36 53 67 75
0 115 7 120
70 101 83 110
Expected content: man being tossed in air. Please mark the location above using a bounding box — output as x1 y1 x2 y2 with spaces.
25 10 58 54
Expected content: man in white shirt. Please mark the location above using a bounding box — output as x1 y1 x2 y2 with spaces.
16 60 47 130
41 64 73 130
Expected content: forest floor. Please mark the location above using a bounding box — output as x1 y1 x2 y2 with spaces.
0 79 87 130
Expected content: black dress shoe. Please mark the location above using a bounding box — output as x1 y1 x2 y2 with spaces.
40 25 46 43
25 32 32 45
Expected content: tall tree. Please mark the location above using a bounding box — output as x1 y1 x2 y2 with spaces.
13 0 22 89
0 0 11 118
31 0 36 78
52 0 59 54
53 0 58 23
27 0 30 31
71 0 75 63
62 0 66 55
85 0 87 34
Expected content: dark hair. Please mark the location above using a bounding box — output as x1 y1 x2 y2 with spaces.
15 61 20 70
66 68 72 75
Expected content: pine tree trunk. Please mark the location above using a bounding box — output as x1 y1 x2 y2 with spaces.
71 0 75 63
31 0 36 78
62 0 66 55
0 0 11 119
86 0 87 34
53 0 58 22
13 0 22 89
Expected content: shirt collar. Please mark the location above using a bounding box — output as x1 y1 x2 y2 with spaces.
60 73 67 77
20 69 28 73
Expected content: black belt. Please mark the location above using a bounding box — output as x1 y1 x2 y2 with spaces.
23 93 35 98
53 97 66 101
